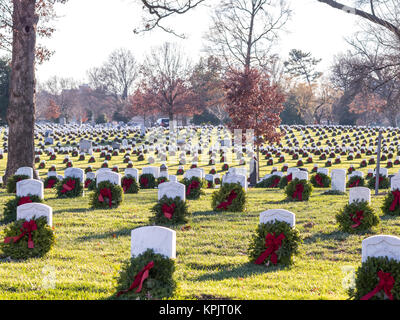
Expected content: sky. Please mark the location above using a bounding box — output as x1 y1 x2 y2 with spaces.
33 0 362 84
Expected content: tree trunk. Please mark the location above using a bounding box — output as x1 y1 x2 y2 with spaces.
5 0 38 182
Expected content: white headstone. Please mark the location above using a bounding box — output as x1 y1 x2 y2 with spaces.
131 226 176 259
391 174 400 191
16 179 44 199
293 171 308 181
259 209 295 227
223 173 247 191
124 168 139 181
17 203 52 227
158 181 186 201
349 187 371 204
15 167 33 179
142 166 160 179
64 168 85 183
96 171 121 186
362 235 400 263
331 169 346 192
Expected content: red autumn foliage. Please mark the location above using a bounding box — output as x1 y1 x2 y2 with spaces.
44 99 61 120
224 68 285 147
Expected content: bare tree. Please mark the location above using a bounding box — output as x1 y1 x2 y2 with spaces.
87 48 138 100
205 0 291 71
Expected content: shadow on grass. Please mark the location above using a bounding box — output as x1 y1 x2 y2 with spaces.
191 262 285 282
303 229 374 244
76 227 132 242
380 214 400 221
53 208 93 215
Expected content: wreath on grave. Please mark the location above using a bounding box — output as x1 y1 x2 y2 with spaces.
247 221 301 267
182 177 204 200
347 176 365 188
206 180 214 189
176 168 184 175
221 163 229 171
84 177 96 190
38 161 46 169
1 216 55 260
278 174 292 189
2 195 43 224
256 175 281 188
157 177 169 186
6 175 30 194
137 154 144 161
139 174 156 189
382 189 400 216
90 181 123 209
285 179 313 202
115 249 176 300
367 175 390 190
214 177 221 185
101 162 109 168
44 176 59 189
348 256 400 300
150 196 190 225
310 173 331 188
212 182 246 212
56 177 83 198
335 200 380 233
121 176 139 194
85 166 93 173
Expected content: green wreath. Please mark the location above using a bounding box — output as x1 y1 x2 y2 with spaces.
367 175 390 190
3 195 43 224
335 200 380 233
121 176 139 194
150 196 190 225
256 175 281 188
347 176 365 188
115 249 176 300
278 175 291 189
156 177 169 186
1 216 55 260
349 257 400 300
43 176 59 189
310 173 331 188
285 179 313 201
6 175 29 193
56 177 83 198
211 182 246 212
181 176 204 200
248 221 302 266
381 189 400 216
139 174 156 189
89 181 123 209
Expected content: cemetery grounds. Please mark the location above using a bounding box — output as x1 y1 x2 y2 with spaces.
0 125 398 300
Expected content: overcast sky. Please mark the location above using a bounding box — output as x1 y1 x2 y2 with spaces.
33 0 361 84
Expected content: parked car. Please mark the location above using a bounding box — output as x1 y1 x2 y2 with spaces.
156 118 169 127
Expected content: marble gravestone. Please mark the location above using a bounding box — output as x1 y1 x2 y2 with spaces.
131 226 176 259
15 167 33 179
16 179 44 200
64 168 85 183
390 174 400 191
259 209 295 227
17 203 53 227
349 187 371 204
362 235 400 263
142 166 160 179
96 171 121 187
125 168 139 181
158 181 186 202
223 173 247 191
331 169 346 193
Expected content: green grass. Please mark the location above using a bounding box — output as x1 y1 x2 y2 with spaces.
0 127 398 300
0 186 397 300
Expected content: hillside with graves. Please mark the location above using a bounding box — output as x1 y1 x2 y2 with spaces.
0 123 399 300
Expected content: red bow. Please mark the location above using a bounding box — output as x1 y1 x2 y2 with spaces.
4 220 38 249
186 180 200 196
122 178 133 192
162 203 176 220
61 179 75 193
315 174 323 187
208 181 213 188
287 174 292 182
116 261 154 297
271 178 280 188
46 178 57 189
349 179 360 188
390 190 400 211
140 177 148 187
361 271 395 300
292 183 304 201
98 188 112 208
255 232 285 265
84 179 92 188
18 196 32 206
350 210 364 228
217 190 237 210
